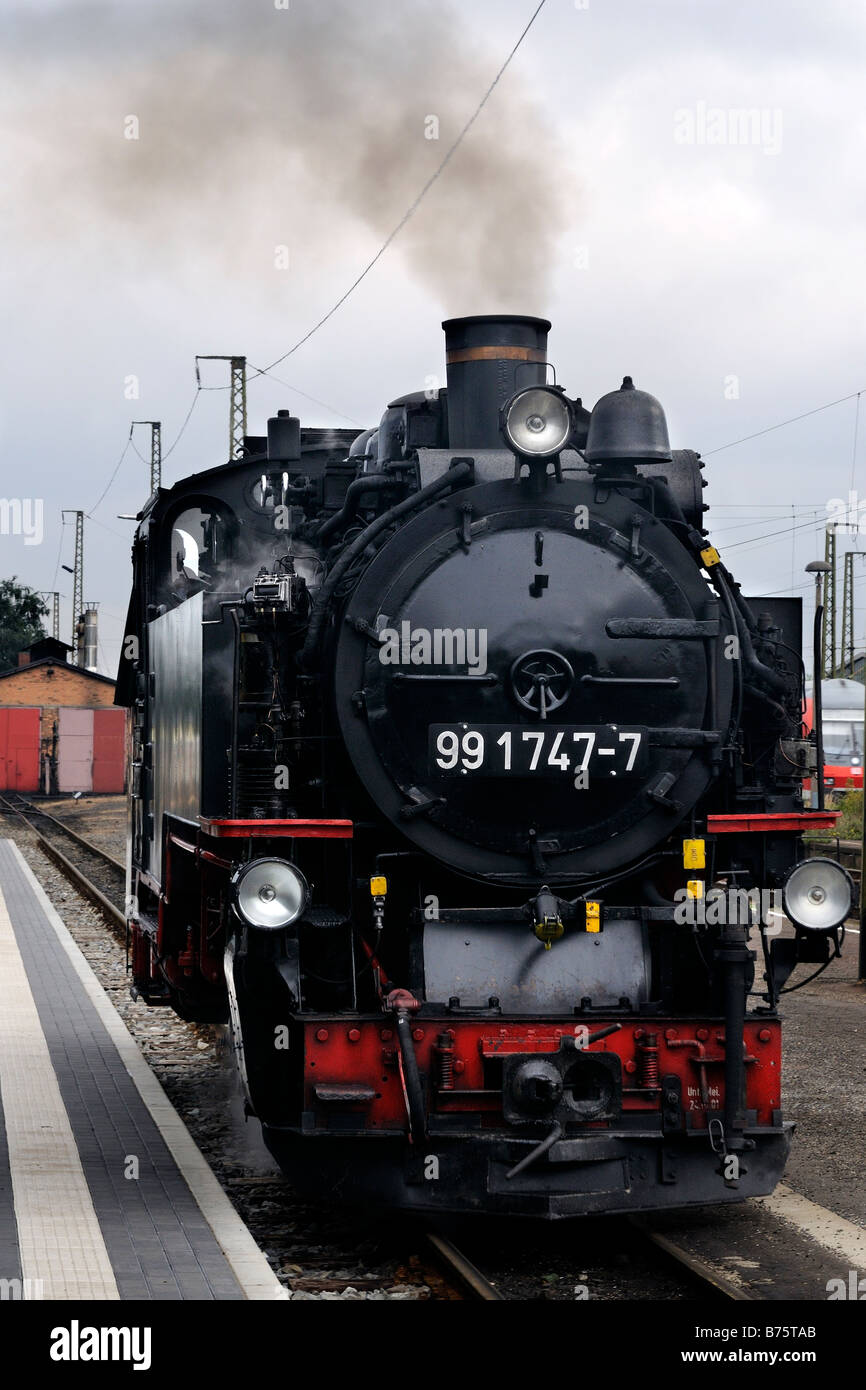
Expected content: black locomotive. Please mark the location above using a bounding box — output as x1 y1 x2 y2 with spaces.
117 315 849 1217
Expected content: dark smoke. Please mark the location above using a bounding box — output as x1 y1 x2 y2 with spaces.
3 0 572 311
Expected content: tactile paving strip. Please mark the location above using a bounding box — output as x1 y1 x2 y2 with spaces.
0 839 263 1300
0 879 118 1298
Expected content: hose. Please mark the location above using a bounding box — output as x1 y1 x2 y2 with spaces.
315 474 394 543
650 476 789 706
394 1007 426 1146
301 459 474 670
715 567 791 700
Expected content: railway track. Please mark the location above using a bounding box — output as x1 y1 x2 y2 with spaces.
424 1232 504 1300
0 793 126 935
441 1213 758 1302
629 1218 757 1300
0 798 761 1302
0 801 500 1300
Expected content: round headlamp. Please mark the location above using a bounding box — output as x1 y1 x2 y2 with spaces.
782 857 853 933
502 386 573 457
232 858 309 930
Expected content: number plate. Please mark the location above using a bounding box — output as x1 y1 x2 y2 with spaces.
428 724 647 779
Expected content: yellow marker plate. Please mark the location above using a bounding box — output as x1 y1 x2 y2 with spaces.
683 838 706 870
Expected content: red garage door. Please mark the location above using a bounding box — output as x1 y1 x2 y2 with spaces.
0 708 41 792
92 709 126 793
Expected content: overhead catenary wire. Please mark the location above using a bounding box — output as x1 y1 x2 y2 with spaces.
247 365 364 427
724 510 827 551
198 363 363 426
83 1 550 520
87 430 133 516
50 518 67 590
87 391 199 520
849 391 862 494
256 0 550 376
710 509 822 537
88 513 136 544
161 389 200 462
758 570 866 599
705 388 866 456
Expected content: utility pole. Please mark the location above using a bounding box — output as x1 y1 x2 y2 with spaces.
822 524 838 678
39 591 60 641
133 420 162 493
195 355 247 459
806 560 832 810
61 510 84 664
841 550 855 678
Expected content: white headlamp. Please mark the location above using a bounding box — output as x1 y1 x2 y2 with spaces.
232 858 309 930
502 386 573 458
782 857 853 933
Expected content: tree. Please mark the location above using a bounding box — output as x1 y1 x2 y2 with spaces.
0 578 48 670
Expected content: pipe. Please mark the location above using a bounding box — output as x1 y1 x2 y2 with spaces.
718 922 750 1153
812 602 826 810
316 475 393 543
715 572 744 740
301 459 473 669
717 569 791 700
394 1007 426 1145
505 1122 563 1180
230 608 241 817
650 477 789 706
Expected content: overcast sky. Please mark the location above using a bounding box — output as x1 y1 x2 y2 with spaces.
2 0 865 674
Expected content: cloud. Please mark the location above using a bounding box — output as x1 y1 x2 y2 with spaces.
1 0 575 309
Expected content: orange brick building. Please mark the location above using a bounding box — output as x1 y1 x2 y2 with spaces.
0 637 126 793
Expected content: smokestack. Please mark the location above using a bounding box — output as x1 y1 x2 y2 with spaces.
442 314 551 450
83 605 98 671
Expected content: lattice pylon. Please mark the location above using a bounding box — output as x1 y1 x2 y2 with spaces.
841 550 855 678
822 525 837 679
60 510 85 661
195 356 247 460
229 357 247 460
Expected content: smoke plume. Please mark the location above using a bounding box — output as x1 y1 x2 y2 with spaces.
2 0 572 311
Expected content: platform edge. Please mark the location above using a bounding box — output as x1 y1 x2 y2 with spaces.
6 841 287 1302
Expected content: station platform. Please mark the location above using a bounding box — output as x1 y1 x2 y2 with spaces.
0 839 283 1300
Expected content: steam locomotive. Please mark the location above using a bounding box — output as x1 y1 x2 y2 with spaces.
117 315 851 1217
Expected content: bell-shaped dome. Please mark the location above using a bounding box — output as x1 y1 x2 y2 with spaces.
585 376 672 463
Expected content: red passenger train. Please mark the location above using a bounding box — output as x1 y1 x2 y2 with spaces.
804 678 864 798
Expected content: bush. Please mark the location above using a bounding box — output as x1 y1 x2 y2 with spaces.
833 788 863 841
